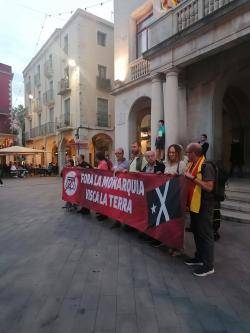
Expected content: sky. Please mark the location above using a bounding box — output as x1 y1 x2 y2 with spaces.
0 0 114 108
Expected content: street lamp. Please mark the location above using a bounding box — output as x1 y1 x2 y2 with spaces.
68 59 76 67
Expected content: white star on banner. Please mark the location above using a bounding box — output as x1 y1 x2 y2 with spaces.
151 203 157 214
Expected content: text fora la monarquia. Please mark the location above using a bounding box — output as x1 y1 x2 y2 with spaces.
81 173 145 197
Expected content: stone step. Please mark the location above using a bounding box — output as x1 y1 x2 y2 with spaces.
221 209 250 224
226 186 250 194
225 191 250 204
221 200 250 213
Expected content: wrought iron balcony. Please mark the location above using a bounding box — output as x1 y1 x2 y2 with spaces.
129 58 150 81
96 76 111 91
32 99 42 113
96 113 111 128
57 113 73 129
25 81 31 94
34 73 41 87
24 108 32 119
25 122 56 140
43 89 54 106
44 60 53 78
57 78 71 95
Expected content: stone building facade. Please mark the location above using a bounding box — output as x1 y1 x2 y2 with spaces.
23 9 114 169
0 63 15 150
113 0 250 173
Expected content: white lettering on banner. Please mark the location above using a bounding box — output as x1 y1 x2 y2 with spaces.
109 194 132 214
86 189 107 206
81 172 145 197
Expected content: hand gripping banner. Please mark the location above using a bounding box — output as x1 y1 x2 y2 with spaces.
62 168 188 249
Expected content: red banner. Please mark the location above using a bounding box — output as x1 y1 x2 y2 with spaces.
62 168 188 249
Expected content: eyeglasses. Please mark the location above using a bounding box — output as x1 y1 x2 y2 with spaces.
115 152 122 155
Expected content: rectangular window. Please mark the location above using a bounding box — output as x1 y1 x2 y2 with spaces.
64 34 68 54
97 98 108 127
98 65 107 79
49 108 54 122
64 98 70 125
136 13 153 58
38 114 41 128
97 31 106 46
49 54 52 67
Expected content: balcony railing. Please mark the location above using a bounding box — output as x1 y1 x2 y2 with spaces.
34 73 41 87
43 89 54 106
25 122 56 140
147 0 235 48
32 99 42 113
96 113 111 128
44 60 53 78
57 113 73 129
130 57 150 81
24 109 32 119
96 77 111 91
25 81 31 94
57 78 71 95
25 132 31 141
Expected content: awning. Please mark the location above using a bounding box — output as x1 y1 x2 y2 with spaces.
0 145 46 155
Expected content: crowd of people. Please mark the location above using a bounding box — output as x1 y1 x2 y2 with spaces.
63 123 220 277
0 161 59 184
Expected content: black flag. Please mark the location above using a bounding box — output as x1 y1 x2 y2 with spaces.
147 177 182 228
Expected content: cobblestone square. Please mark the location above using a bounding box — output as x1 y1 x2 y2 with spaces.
0 177 250 333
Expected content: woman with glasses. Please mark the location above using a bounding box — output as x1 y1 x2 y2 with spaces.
164 144 187 175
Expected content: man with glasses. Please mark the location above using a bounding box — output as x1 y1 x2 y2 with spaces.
184 143 216 277
112 148 129 173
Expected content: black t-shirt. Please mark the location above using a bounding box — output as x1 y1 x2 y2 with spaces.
201 161 216 201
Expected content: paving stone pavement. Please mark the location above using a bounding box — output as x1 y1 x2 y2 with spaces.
0 177 250 333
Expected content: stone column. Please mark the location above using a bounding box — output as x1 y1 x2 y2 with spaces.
150 73 164 150
164 69 179 148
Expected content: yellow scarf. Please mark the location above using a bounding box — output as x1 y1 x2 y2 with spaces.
187 156 205 213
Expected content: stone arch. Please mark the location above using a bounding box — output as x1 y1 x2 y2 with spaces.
128 96 151 153
92 133 113 166
213 67 250 174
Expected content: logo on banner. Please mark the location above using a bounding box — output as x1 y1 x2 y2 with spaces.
64 171 78 196
147 177 182 227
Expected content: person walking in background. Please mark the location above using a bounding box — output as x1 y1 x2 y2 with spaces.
199 134 209 158
164 144 186 175
155 120 165 161
184 143 216 277
0 164 4 187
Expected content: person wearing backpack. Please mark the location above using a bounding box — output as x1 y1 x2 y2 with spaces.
184 143 216 277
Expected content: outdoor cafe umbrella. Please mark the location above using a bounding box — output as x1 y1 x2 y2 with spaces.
0 146 46 155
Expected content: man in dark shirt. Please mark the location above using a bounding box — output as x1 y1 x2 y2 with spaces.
199 134 209 157
142 151 165 174
184 143 216 277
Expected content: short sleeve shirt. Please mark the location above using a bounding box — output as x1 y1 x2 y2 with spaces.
201 162 216 201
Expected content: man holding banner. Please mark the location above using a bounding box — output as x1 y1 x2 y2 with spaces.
184 143 216 277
